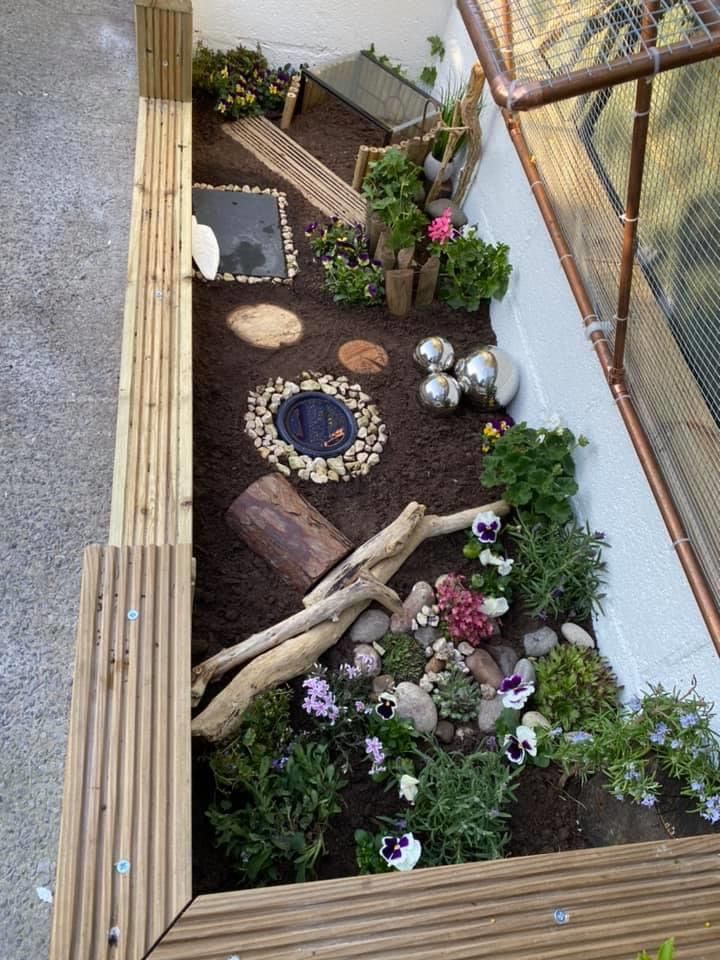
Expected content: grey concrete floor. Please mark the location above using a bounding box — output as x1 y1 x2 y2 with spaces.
0 2 137 956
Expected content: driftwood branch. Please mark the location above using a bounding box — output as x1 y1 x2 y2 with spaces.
190 572 402 706
192 499 509 742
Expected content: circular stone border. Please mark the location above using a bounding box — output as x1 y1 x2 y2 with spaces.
244 371 388 483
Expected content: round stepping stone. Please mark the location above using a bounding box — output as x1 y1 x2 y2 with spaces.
488 345 520 407
226 304 302 349
425 198 468 227
338 339 389 374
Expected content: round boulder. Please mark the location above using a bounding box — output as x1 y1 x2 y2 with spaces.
350 609 390 645
523 625 558 658
395 681 438 734
425 198 468 227
353 644 382 677
561 622 595 649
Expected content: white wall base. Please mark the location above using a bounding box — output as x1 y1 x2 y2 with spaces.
437 4 720 709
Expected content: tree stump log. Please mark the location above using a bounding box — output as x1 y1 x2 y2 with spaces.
225 474 353 591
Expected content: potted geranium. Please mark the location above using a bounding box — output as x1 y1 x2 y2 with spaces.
428 209 512 310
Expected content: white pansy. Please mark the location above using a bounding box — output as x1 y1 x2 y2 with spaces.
399 774 419 804
479 548 498 566
480 596 509 617
497 557 514 576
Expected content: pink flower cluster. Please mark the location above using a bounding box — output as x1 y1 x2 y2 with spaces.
436 573 494 647
427 208 454 245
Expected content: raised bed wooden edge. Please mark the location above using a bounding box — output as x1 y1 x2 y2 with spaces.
49 3 720 958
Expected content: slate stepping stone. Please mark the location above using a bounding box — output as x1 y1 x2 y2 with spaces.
192 189 286 277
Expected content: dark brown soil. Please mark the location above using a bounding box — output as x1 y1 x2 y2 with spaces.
190 101 600 893
507 764 589 857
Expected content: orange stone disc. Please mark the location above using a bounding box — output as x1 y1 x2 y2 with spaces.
337 339 389 374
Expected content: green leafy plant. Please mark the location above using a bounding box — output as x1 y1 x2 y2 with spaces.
305 219 384 306
419 35 445 88
361 43 407 79
381 632 427 683
354 829 393 874
481 421 587 526
535 645 620 732
207 742 345 886
432 665 483 722
636 940 675 960
431 80 470 162
361 149 427 257
192 43 296 119
433 226 512 308
404 747 516 865
509 520 607 620
209 688 292 793
551 684 720 819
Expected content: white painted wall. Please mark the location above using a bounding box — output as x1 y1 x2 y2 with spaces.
193 0 454 78
437 4 720 707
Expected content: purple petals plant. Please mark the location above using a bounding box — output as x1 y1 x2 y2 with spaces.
379 832 422 871
498 674 535 711
193 43 296 119
503 725 538 765
306 218 384 306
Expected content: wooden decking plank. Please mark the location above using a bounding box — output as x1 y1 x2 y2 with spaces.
49 545 193 960
149 836 720 960
225 115 367 224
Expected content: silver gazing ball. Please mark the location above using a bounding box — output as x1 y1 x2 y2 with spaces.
413 336 455 373
417 373 462 415
454 346 498 409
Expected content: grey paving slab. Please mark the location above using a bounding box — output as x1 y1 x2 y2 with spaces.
0 2 137 957
193 189 287 277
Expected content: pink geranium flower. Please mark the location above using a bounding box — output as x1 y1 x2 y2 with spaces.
427 208 454 245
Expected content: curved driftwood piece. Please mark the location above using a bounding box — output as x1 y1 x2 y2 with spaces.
192 499 509 742
303 501 426 607
190 573 402 706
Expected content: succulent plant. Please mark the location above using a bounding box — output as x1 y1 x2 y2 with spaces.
432 665 483 723
381 632 427 684
535 644 620 731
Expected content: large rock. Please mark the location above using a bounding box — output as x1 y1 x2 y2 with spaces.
350 609 390 644
561 622 595 649
513 658 536 684
353 644 382 677
488 644 518 677
435 719 455 744
523 626 558 658
477 695 504 734
390 581 435 633
395 681 438 734
521 710 551 730
466 649 503 688
425 198 468 227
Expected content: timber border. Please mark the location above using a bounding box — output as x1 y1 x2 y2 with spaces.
49 2 720 957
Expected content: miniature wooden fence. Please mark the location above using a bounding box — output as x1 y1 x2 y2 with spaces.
351 129 437 191
108 94 193 547
50 3 720 958
49 544 192 960
224 115 368 224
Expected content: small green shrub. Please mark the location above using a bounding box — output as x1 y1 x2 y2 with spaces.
510 519 607 620
361 149 426 256
381 632 426 683
404 747 516 865
432 665 482 722
207 742 345 886
354 829 393 874
535 645 620 732
481 421 587 526
434 227 512 308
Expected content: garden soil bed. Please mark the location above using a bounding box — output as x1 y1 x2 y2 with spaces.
190 101 711 894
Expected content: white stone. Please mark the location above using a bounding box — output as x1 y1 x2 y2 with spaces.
394 681 438 734
561 622 596 648
521 710 551 730
310 471 328 484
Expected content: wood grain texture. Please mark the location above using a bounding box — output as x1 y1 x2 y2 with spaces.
49 545 192 960
148 835 720 959
135 1 192 100
224 115 367 225
109 98 193 546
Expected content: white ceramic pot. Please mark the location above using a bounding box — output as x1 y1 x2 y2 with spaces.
423 151 457 182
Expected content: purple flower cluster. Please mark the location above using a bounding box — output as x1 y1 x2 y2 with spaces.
702 795 720 823
364 736 386 775
302 677 339 723
648 722 669 745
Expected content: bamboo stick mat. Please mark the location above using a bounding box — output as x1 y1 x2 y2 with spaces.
109 96 193 547
49 544 193 960
225 115 368 225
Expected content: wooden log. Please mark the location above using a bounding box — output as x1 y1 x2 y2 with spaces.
396 245 415 269
415 255 440 307
226 474 353 591
280 91 297 130
190 572 403 705
352 145 369 191
366 214 385 256
192 500 510 741
385 268 414 317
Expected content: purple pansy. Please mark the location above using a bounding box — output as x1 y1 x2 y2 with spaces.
379 832 422 871
471 510 502 544
502 725 538 765
365 282 378 299
498 674 535 710
375 694 396 720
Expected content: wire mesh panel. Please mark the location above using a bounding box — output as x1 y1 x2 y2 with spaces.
460 0 720 108
520 47 720 600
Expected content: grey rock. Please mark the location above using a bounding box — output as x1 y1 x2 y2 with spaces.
414 625 441 645
466 649 503 688
390 580 434 633
457 641 475 656
513 658 537 684
372 674 395 697
353 644 382 677
435 720 455 744
487 644 518 677
350 609 390 644
521 710 551 730
523 625 558 658
425 198 468 227
395 681 438 734
561 622 595 649
477 696 505 734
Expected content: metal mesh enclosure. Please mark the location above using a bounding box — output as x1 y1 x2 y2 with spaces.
520 52 720 599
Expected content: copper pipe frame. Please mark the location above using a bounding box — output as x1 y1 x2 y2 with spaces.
457 0 720 111
502 115 720 650
611 0 659 381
